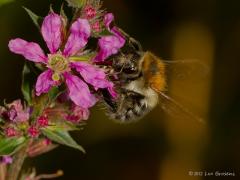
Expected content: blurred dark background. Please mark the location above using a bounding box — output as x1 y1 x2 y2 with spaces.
0 0 240 179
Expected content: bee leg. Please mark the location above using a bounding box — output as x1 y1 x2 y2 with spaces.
101 89 118 113
114 90 147 122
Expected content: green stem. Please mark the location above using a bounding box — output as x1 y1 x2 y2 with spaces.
0 164 7 180
6 143 29 180
69 55 93 62
5 89 52 180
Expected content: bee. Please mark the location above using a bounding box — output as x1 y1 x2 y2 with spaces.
100 29 206 123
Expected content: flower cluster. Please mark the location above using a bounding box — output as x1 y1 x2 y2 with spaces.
9 11 123 109
0 100 31 137
0 1 127 179
4 2 125 148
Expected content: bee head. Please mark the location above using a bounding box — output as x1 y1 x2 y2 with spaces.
112 51 142 73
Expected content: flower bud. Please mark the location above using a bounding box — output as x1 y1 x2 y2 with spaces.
83 5 97 19
8 106 17 121
92 21 101 32
28 126 39 138
37 116 49 127
5 127 17 137
0 156 13 164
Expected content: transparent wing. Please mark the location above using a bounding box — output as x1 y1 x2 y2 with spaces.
159 92 206 125
164 59 210 82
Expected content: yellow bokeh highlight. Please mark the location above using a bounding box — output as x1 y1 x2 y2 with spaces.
159 22 214 180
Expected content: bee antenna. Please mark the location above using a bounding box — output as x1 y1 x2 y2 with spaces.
116 27 143 51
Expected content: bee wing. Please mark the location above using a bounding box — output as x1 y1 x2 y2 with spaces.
164 59 210 82
159 92 205 124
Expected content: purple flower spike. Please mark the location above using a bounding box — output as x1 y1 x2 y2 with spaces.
94 13 125 62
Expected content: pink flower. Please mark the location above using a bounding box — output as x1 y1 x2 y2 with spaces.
1 156 13 164
64 104 89 123
9 12 116 108
92 21 101 32
94 13 125 62
83 5 97 19
5 127 17 137
7 106 17 121
44 138 52 145
37 116 49 127
28 126 39 138
6 100 29 122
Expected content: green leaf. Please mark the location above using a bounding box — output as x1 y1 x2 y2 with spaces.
31 94 49 120
69 53 96 62
0 117 4 122
98 28 114 37
65 0 86 8
59 4 68 42
47 86 66 108
21 62 41 105
49 121 81 132
60 4 68 24
21 63 32 105
23 7 42 29
42 127 85 153
0 137 26 156
48 87 61 103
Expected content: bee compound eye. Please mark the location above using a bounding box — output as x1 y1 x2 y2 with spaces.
123 62 138 74
123 67 137 74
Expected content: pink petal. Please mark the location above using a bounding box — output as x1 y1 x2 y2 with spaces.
41 13 63 53
64 73 97 108
94 13 125 62
7 100 23 112
71 62 116 92
35 69 56 96
104 13 114 29
65 105 90 123
8 38 47 63
107 84 118 99
2 156 13 164
63 18 91 57
80 108 90 120
94 33 125 62
74 106 90 120
16 112 30 122
7 100 30 122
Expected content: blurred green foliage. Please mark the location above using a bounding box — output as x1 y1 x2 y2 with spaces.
0 0 14 7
